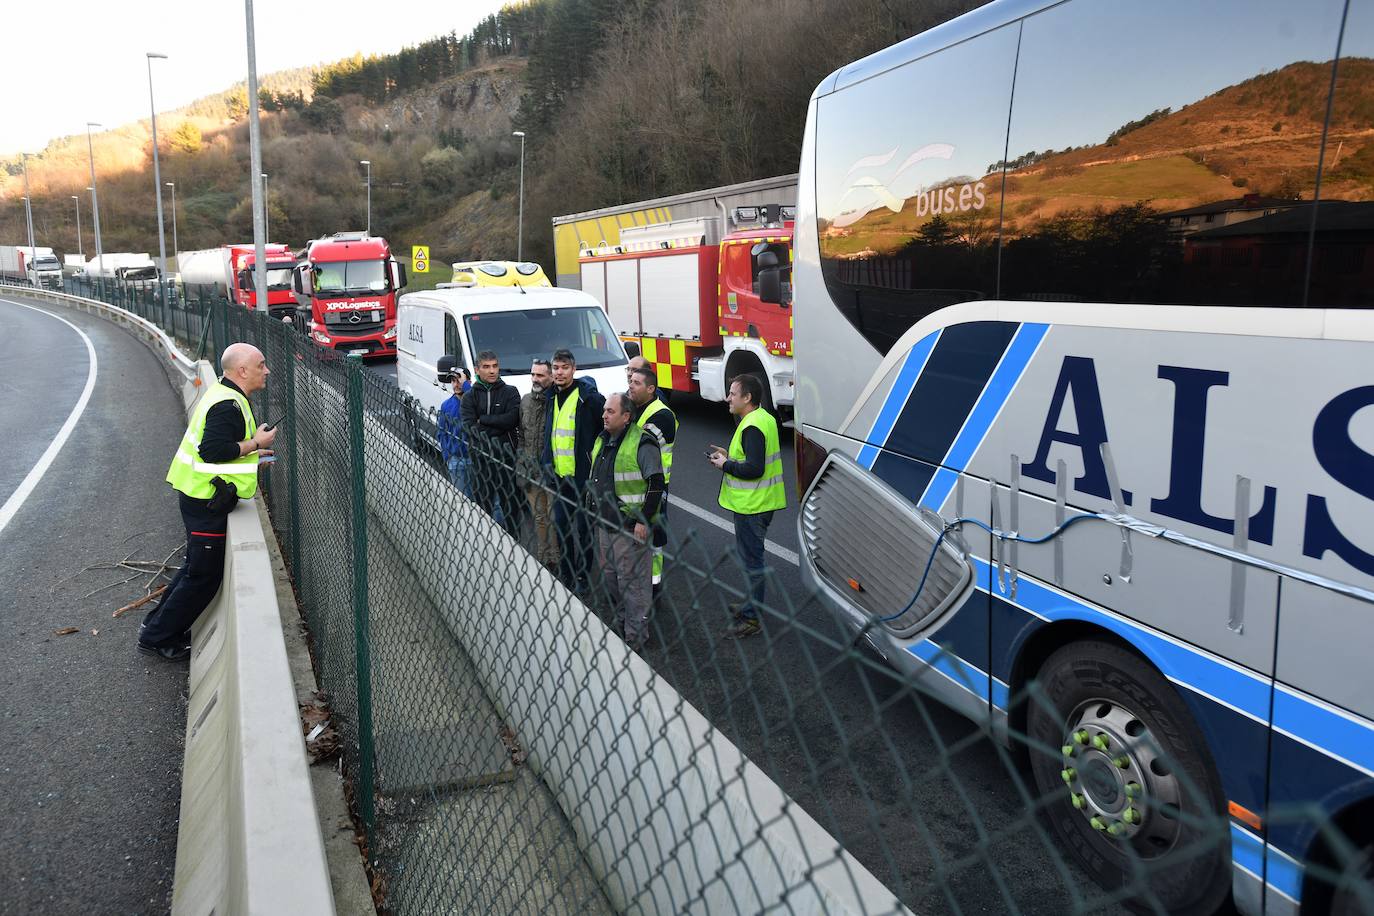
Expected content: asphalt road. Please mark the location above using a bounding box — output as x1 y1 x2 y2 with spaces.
0 295 190 914
368 357 1097 912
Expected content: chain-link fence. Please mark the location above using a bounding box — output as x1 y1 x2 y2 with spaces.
16 275 1374 915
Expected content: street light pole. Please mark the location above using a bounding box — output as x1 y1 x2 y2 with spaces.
146 52 170 303
244 0 267 311
86 123 105 282
72 195 83 256
165 182 178 255
512 131 526 261
261 172 269 240
360 160 371 234
20 154 36 258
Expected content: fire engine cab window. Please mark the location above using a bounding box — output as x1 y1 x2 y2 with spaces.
1001 0 1346 307
815 24 1017 355
751 243 790 295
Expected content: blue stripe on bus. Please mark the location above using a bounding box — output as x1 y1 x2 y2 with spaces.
920 322 1050 510
1231 824 1306 903
970 558 1272 722
906 639 989 700
1265 838 1305 902
1232 823 1265 882
1273 685 1374 779
858 330 942 469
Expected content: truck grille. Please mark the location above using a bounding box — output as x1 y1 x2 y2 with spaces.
324 309 385 336
800 453 972 639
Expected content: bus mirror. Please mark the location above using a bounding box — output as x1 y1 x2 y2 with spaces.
759 267 783 305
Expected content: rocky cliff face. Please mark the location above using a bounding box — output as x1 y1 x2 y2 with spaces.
350 60 525 141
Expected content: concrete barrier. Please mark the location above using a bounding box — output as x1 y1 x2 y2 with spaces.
359 410 910 914
172 498 334 916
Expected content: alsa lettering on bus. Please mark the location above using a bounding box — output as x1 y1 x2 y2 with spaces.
1020 357 1374 576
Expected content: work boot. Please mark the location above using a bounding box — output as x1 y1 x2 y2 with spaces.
137 640 191 662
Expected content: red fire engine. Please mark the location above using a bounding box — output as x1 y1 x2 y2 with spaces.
578 205 794 409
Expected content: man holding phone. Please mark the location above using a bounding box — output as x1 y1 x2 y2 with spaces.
138 342 276 660
707 374 786 639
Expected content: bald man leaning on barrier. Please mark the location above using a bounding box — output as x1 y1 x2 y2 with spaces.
138 343 277 662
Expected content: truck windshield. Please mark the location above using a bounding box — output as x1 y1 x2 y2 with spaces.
35 258 61 271
465 306 625 373
313 259 387 295
266 267 294 291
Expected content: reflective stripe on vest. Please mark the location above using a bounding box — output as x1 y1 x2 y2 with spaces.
551 386 581 477
717 408 785 514
590 431 656 519
637 398 675 484
165 382 259 500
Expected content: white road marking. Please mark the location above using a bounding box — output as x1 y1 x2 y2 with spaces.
668 495 800 567
0 299 99 538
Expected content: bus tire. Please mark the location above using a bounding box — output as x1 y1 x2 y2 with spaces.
1027 640 1231 916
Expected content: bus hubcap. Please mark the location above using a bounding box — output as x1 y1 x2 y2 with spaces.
1058 700 1183 851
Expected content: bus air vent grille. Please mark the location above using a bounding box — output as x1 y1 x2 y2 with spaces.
801 453 973 639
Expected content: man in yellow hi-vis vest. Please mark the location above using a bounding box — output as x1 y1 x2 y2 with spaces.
542 347 605 593
708 374 786 639
627 365 674 597
138 343 276 660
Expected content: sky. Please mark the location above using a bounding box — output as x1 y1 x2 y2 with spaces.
0 0 511 156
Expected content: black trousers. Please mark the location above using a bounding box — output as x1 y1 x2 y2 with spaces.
471 439 523 537
553 475 590 588
140 493 229 648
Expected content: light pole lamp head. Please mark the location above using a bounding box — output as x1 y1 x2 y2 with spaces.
147 52 168 60
86 121 101 128
165 181 174 188
512 130 525 138
360 159 370 167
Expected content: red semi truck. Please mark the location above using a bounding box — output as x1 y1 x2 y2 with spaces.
177 244 297 317
577 205 794 409
292 232 408 359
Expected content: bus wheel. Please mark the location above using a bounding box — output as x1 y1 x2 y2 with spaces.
1027 641 1231 915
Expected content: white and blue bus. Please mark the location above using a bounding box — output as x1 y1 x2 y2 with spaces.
792 0 1374 912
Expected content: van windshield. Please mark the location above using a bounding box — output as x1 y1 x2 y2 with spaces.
465 306 625 373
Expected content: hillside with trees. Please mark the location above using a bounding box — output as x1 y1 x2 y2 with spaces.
0 0 980 271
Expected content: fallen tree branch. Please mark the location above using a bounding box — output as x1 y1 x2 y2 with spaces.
114 585 167 618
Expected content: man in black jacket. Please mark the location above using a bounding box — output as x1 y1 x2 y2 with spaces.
462 349 522 535
542 348 606 592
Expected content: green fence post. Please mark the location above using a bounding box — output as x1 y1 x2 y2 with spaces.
286 334 301 576
347 354 376 838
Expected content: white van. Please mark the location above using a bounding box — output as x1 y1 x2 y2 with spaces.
396 285 630 416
